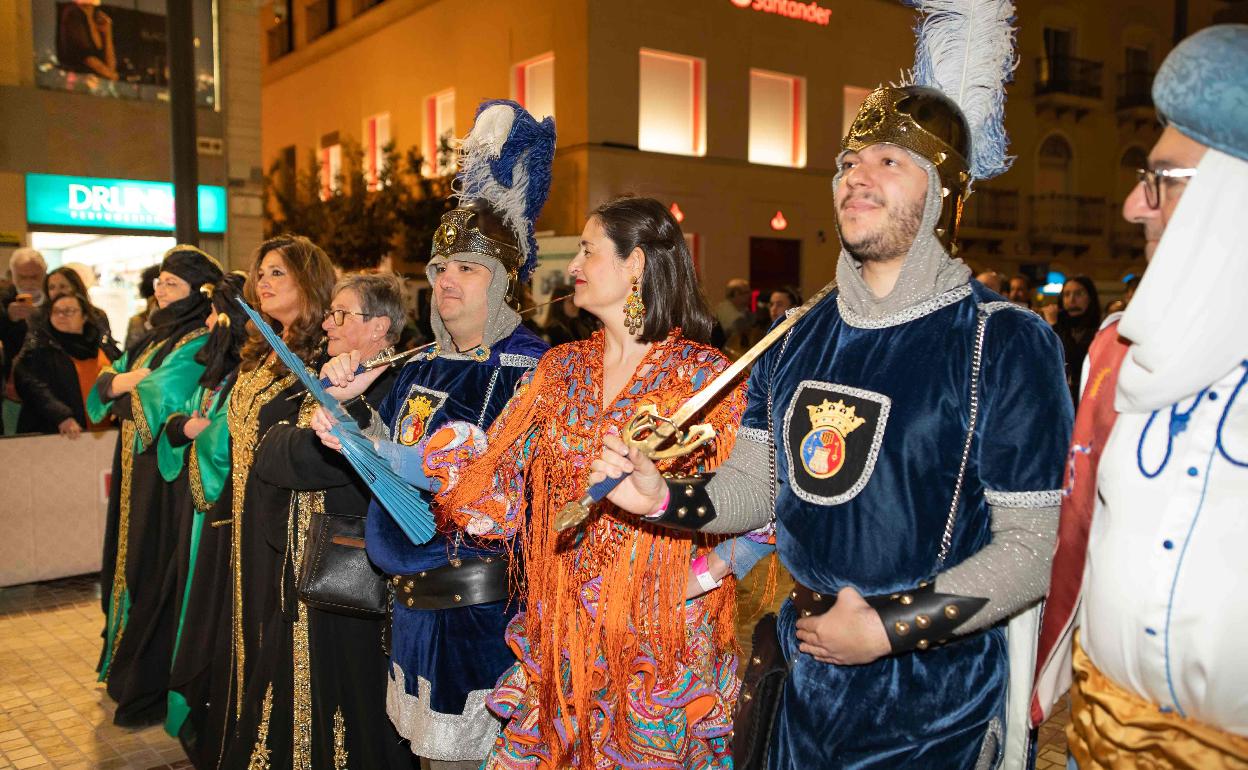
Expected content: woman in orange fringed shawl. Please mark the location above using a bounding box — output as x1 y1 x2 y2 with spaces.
425 197 746 769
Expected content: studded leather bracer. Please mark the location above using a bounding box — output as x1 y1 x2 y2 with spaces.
645 473 718 531
865 581 988 654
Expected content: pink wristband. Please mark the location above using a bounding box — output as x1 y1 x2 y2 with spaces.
691 554 723 592
644 488 672 519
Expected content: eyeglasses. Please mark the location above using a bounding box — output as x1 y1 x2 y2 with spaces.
152 278 186 291
323 309 372 327
52 307 83 318
1135 167 1197 210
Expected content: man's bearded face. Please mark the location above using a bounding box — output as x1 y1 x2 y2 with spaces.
835 144 929 263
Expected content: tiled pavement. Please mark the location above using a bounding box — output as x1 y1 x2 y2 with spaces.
2 567 1069 769
0 576 189 769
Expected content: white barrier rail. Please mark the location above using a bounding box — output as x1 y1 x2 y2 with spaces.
0 429 115 587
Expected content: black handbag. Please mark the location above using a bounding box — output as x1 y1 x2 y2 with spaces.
297 511 387 618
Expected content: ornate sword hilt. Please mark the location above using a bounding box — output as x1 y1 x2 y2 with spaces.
553 405 716 532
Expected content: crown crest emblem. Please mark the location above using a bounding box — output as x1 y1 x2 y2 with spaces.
407 394 434 420
807 399 866 436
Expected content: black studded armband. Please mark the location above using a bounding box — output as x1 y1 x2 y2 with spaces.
865 582 988 654
644 473 718 531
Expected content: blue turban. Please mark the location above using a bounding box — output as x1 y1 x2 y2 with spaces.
1152 24 1248 162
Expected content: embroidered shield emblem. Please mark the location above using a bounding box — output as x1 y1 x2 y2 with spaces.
395 386 447 446
784 381 890 505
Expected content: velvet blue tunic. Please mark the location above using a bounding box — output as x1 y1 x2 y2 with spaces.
364 325 548 753
743 282 1071 769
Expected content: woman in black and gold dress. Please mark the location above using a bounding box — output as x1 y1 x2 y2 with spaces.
174 235 333 767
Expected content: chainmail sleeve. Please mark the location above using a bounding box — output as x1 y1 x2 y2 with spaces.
696 432 775 535
934 504 1058 634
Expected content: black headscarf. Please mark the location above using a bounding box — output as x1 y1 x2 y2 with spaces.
143 246 224 358
195 272 250 388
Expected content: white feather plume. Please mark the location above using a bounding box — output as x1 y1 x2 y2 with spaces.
909 0 1017 180
455 105 531 260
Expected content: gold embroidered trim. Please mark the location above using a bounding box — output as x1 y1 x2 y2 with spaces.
130 329 207 451
188 387 218 513
290 394 321 770
188 444 209 513
333 707 349 769
228 359 296 718
247 683 274 770
104 419 138 678
131 387 154 451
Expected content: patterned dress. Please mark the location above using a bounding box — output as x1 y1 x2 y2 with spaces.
431 331 746 769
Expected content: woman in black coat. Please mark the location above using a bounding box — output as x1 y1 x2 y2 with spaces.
13 292 120 436
1052 275 1103 404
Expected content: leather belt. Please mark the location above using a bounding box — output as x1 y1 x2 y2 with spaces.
391 556 512 611
789 582 838 618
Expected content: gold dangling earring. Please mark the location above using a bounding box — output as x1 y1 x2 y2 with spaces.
623 275 645 335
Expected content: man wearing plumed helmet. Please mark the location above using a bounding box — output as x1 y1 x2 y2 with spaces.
593 3 1072 767
317 99 554 768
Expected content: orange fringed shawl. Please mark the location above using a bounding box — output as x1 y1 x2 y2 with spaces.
432 331 746 768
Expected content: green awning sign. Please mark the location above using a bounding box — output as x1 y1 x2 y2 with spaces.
25 173 227 234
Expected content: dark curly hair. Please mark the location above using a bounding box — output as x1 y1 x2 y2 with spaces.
195 272 250 387
239 235 335 373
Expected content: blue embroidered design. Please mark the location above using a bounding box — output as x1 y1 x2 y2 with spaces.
1215 362 1248 468
1136 390 1208 478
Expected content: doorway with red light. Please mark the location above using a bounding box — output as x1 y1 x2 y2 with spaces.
749 235 801 315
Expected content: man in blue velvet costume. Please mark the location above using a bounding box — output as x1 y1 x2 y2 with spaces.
594 81 1074 767
316 100 553 769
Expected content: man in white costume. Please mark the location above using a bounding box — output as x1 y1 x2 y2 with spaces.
1030 24 1248 768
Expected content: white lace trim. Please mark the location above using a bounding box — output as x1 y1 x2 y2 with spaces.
386 664 500 761
984 489 1062 508
738 427 771 445
498 353 540 369
979 300 1038 318
838 284 972 329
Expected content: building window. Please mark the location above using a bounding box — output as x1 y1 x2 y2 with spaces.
638 48 706 157
363 112 391 191
749 69 806 168
307 0 337 42
425 90 456 176
320 134 342 200
842 86 871 141
513 53 555 121
278 145 297 200
1036 133 1073 194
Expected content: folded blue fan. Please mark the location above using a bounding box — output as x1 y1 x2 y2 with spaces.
236 297 436 545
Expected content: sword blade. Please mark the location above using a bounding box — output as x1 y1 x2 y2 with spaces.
669 281 835 426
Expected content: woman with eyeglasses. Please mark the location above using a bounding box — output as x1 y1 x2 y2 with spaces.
12 291 120 436
87 245 223 727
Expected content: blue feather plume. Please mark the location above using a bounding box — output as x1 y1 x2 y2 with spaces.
905 0 1018 181
454 99 556 281
236 297 436 545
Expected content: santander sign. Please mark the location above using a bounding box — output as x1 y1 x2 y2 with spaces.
731 0 832 26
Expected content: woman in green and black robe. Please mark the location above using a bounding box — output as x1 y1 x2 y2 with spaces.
157 272 249 741
88 245 223 727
